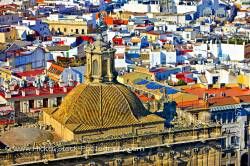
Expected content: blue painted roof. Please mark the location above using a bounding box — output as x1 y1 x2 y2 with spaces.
146 82 164 90
161 87 179 95
135 79 149 85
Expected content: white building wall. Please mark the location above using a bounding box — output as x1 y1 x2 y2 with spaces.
149 4 161 13
166 24 177 32
192 64 214 73
205 69 229 84
205 70 214 84
115 59 127 68
220 44 245 61
114 46 127 68
219 69 229 84
200 24 211 32
52 36 77 46
122 2 149 13
162 50 177 64
176 5 197 14
15 25 34 40
209 43 219 58
0 0 35 5
122 1 160 13
193 44 208 58
150 51 161 68
196 42 246 61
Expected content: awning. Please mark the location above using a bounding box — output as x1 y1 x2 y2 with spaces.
0 106 14 116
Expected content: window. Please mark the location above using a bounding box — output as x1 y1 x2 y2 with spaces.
43 98 48 107
222 153 226 158
57 97 62 106
102 60 108 76
93 60 98 75
64 28 67 32
231 151 236 157
82 29 85 34
231 136 239 145
29 100 34 109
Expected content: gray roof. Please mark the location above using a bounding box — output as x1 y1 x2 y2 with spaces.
210 104 241 112
0 128 53 147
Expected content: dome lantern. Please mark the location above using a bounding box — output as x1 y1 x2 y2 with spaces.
84 35 117 84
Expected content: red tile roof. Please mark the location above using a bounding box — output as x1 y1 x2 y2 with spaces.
135 93 154 102
146 31 172 35
184 87 250 99
16 69 44 78
177 100 207 109
208 96 240 107
0 84 75 100
238 95 250 103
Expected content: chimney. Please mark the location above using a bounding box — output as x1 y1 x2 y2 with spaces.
63 86 67 93
5 91 11 99
68 80 74 87
203 92 208 101
21 90 26 96
77 75 81 85
50 88 53 94
36 89 40 95
221 92 226 97
59 75 64 87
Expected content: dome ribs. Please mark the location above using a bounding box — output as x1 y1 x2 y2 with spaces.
51 83 150 132
99 84 103 127
82 85 101 126
111 85 140 124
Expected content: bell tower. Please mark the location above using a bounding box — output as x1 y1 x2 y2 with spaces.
84 35 117 83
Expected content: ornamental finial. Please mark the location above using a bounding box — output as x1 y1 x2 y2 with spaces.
96 11 108 40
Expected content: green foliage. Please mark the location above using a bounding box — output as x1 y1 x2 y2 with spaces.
177 80 187 86
166 79 187 86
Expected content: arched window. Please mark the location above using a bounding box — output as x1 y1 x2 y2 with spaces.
102 59 108 76
93 60 98 75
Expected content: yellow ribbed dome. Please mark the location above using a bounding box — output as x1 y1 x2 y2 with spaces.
51 83 149 129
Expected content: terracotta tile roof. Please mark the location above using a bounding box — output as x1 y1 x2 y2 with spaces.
238 95 250 103
135 93 154 102
183 87 250 99
207 97 240 107
145 31 172 35
177 99 207 109
0 84 75 100
47 64 64 81
15 69 44 78
48 64 64 75
46 45 70 51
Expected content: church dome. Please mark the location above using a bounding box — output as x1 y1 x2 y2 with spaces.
51 83 150 129
43 32 165 140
